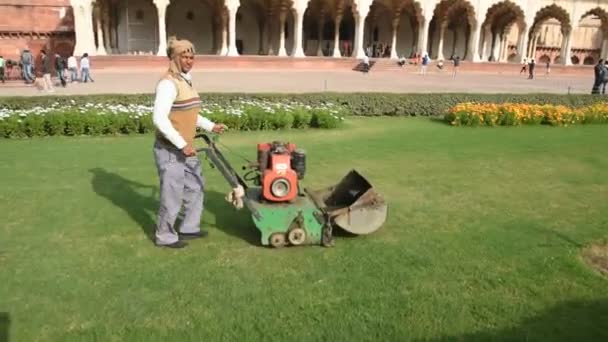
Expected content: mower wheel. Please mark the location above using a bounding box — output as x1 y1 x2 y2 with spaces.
287 228 306 246
269 233 286 248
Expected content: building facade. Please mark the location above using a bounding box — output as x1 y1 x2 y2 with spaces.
1 0 607 65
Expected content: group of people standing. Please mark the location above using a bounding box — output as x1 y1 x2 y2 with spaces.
592 59 608 94
0 49 94 92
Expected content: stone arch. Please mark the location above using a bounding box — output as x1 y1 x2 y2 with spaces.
166 0 215 54
115 0 159 54
576 7 608 61
393 0 424 58
583 55 595 65
359 0 423 58
236 0 266 55
428 0 477 60
365 0 394 57
580 7 608 34
529 4 572 38
538 54 550 63
304 0 353 57
480 0 525 62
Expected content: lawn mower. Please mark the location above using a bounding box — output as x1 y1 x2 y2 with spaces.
195 133 388 247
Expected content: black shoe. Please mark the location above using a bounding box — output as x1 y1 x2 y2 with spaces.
157 240 188 249
179 231 208 240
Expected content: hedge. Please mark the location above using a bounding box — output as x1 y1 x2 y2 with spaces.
0 100 344 138
1 92 606 117
2 93 607 138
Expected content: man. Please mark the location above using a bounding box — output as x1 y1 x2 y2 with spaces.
602 60 608 95
592 59 605 94
362 54 370 73
54 53 66 87
40 50 54 92
0 55 5 83
80 53 94 83
67 54 78 82
420 52 429 75
528 58 535 79
452 56 460 78
20 49 34 83
520 57 527 75
152 36 227 249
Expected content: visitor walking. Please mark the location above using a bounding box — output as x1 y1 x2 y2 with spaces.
80 53 94 83
0 55 5 83
528 58 535 79
40 50 54 92
67 54 78 82
20 49 34 83
591 59 606 94
452 56 460 78
54 53 66 87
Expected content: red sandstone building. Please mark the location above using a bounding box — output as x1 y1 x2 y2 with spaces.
1 0 606 69
0 1 75 62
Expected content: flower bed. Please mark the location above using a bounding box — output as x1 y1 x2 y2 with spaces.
445 102 608 126
0 99 345 138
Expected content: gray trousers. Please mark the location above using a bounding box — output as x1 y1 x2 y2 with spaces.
153 140 204 245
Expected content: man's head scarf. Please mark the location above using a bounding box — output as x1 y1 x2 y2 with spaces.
166 36 195 76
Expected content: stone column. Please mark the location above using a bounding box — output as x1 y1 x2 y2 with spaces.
317 12 325 56
354 7 369 59
418 18 430 54
71 0 96 56
480 25 491 61
601 36 608 59
292 6 306 57
267 13 275 55
220 12 228 55
278 10 288 56
560 30 572 65
436 21 446 60
516 25 527 62
259 16 269 54
226 2 240 56
467 23 481 62
332 14 343 57
153 0 170 56
94 4 107 55
389 13 400 59
101 2 112 53
491 32 500 61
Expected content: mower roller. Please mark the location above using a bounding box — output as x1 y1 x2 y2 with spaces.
196 133 388 247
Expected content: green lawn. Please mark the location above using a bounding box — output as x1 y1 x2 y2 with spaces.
1 117 607 341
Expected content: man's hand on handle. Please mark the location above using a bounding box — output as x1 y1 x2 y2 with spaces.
212 124 228 134
182 144 197 157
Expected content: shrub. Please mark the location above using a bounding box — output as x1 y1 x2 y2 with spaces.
446 102 608 126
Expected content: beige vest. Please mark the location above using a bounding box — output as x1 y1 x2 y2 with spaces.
156 74 201 146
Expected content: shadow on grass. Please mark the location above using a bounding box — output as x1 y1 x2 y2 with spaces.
422 298 608 341
89 168 259 245
203 189 261 246
428 116 450 125
0 312 9 342
89 168 159 243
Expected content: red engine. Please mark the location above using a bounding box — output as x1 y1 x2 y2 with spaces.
257 141 306 202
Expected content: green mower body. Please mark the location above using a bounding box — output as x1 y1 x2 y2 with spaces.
197 133 388 248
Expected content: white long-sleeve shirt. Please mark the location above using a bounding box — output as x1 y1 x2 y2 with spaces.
80 57 90 70
153 72 215 149
67 56 78 69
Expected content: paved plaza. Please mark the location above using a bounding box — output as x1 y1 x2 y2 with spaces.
0 68 597 97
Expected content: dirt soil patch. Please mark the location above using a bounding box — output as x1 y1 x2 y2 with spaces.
582 240 608 275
